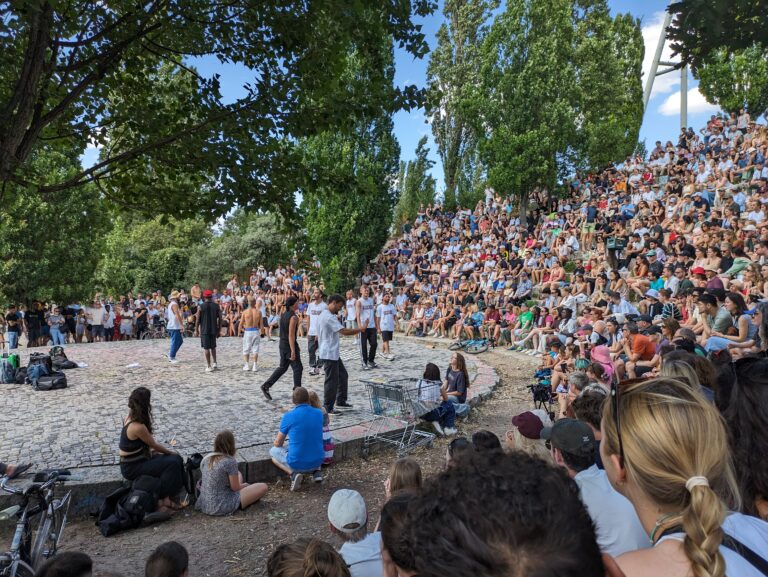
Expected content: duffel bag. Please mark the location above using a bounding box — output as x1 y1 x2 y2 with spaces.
34 371 67 391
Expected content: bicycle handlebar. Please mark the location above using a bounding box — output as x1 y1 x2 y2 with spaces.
0 470 71 496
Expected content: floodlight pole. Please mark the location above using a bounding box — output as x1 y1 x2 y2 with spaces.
642 4 688 130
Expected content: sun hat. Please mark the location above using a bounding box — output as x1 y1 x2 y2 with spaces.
644 289 660 300
169 290 180 300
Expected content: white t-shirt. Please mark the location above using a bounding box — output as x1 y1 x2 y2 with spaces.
339 532 383 577
346 298 357 320
574 465 648 557
376 303 396 332
307 301 327 336
317 309 343 361
87 306 105 325
358 297 376 330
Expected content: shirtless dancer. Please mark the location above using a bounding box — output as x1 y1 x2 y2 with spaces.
241 297 262 372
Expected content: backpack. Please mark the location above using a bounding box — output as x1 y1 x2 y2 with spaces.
50 347 77 370
97 476 164 537
0 358 16 384
184 453 203 504
28 353 53 373
25 363 49 386
14 367 27 385
34 371 67 391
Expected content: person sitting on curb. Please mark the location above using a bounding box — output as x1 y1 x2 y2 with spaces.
418 362 457 436
327 489 383 577
270 387 324 492
196 430 268 516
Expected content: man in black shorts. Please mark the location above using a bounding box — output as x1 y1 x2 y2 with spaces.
196 290 220 373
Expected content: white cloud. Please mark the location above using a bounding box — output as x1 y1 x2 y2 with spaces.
641 11 679 98
657 87 720 116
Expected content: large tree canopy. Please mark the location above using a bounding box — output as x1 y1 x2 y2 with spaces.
668 0 768 71
697 44 768 118
0 0 433 220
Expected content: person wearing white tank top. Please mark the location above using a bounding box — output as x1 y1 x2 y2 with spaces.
166 291 184 363
355 286 378 369
344 290 357 329
600 377 768 577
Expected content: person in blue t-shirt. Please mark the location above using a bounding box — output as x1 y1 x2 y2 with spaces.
270 387 324 492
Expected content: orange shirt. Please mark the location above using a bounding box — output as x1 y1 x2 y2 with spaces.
630 334 656 361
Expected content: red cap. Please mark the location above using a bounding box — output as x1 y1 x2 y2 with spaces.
203 289 213 298
690 267 705 275
511 411 544 440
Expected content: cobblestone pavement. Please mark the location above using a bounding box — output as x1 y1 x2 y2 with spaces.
0 336 471 469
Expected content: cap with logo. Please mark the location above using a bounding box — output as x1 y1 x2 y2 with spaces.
541 419 595 456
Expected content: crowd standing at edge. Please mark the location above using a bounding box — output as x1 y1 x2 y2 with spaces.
3 111 768 577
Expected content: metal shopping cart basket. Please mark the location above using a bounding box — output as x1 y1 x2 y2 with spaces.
361 378 441 458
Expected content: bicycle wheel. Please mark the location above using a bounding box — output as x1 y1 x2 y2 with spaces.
9 560 35 577
465 341 489 354
29 514 52 570
448 341 464 351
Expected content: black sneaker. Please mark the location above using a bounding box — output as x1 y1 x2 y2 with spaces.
367 361 378 369
290 473 303 492
261 385 273 401
326 408 336 414
336 402 353 410
312 471 323 483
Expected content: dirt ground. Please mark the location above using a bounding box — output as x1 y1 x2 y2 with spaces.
16 349 538 577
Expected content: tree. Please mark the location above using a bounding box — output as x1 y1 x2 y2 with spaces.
668 0 768 71
469 0 642 224
697 44 768 118
185 211 292 288
0 148 108 304
95 215 211 295
302 112 400 294
0 0 432 218
426 0 497 211
394 136 436 225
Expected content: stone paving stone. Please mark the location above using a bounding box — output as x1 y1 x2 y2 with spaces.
0 336 489 469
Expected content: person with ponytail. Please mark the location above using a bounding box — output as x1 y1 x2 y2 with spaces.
601 377 768 577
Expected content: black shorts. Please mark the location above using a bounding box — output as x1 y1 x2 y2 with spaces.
201 333 217 350
382 331 393 342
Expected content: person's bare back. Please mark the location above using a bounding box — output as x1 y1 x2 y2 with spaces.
241 304 261 330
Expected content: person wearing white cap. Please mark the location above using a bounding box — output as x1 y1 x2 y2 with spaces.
327 489 382 577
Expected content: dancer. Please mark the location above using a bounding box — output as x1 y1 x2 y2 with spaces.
196 289 221 372
376 292 397 361
307 289 326 376
241 296 262 372
261 297 302 400
166 291 184 364
356 286 378 370
318 294 367 413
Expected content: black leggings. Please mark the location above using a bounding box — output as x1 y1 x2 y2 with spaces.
120 454 184 499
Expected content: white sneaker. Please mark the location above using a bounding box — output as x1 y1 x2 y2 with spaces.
251 365 258 372
205 366 214 373
212 362 218 369
243 363 250 371
444 427 458 436
169 359 179 365
432 422 445 436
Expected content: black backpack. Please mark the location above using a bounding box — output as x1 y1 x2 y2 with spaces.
97 476 165 537
184 453 203 504
34 371 67 391
28 353 53 373
49 346 77 370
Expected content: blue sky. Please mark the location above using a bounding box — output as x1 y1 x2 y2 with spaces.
83 1 721 188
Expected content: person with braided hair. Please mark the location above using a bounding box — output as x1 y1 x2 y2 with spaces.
267 538 350 577
601 377 768 577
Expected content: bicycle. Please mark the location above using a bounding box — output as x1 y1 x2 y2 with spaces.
448 336 495 354
140 320 168 340
0 469 73 577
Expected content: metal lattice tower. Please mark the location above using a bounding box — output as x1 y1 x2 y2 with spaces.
643 5 688 129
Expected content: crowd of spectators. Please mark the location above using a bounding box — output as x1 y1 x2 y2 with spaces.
4 112 768 576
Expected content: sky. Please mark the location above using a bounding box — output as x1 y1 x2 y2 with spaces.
82 1 722 189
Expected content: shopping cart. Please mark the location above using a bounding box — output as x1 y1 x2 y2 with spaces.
361 378 440 458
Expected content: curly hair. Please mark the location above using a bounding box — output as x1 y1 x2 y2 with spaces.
267 538 350 577
128 387 153 434
393 451 603 577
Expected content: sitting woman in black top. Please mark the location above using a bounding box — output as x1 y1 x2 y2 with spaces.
119 387 185 511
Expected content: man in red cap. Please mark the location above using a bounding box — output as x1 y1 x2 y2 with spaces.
196 289 221 372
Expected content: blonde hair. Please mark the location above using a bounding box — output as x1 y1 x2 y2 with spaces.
209 430 236 469
388 457 422 495
602 378 740 577
308 390 322 410
511 428 552 462
660 360 700 388
267 538 350 577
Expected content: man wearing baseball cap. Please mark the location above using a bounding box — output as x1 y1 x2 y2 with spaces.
196 289 221 372
543 419 647 557
327 489 382 577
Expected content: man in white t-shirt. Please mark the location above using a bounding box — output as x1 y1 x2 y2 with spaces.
317 294 366 413
86 301 105 342
376 293 397 361
307 289 327 376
